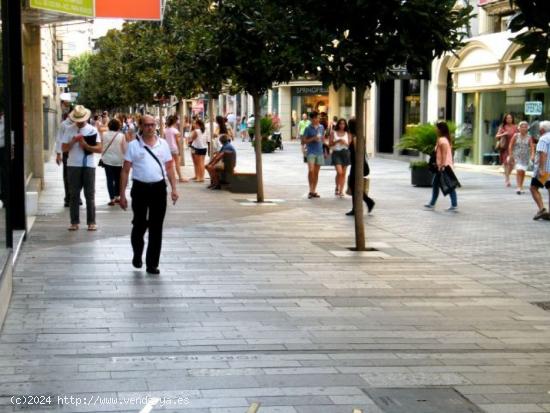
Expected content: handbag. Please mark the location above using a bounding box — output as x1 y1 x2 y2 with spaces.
98 132 121 167
439 166 461 196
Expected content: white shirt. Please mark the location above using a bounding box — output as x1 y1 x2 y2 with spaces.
191 128 208 149
62 123 100 168
101 131 126 167
333 131 349 151
55 118 73 154
125 137 172 183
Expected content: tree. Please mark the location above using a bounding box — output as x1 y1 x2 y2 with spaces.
216 0 316 202
68 52 91 97
509 0 550 85
305 0 473 250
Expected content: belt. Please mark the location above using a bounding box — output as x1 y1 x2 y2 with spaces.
133 179 165 187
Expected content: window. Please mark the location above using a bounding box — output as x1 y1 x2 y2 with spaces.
56 41 63 61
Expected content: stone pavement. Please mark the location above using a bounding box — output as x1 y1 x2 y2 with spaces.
1 140 550 413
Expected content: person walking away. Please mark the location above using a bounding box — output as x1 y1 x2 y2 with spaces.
164 115 188 183
119 115 179 275
100 118 127 206
346 118 374 216
61 105 102 231
424 121 458 211
189 118 208 182
55 112 73 207
330 118 351 197
247 114 255 142
508 121 535 194
529 121 550 221
495 113 517 187
240 116 249 142
302 111 325 198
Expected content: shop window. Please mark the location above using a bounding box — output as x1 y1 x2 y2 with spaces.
271 89 279 115
402 79 421 133
0 27 7 259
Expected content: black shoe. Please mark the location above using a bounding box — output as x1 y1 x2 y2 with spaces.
79 200 83 206
146 267 160 275
132 257 143 269
368 200 375 214
64 202 69 208
345 210 355 216
211 185 221 190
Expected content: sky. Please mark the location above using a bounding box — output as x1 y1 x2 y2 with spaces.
92 18 124 38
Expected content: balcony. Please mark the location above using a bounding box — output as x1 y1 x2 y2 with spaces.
478 0 515 16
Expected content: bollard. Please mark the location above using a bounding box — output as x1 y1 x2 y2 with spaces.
247 402 261 413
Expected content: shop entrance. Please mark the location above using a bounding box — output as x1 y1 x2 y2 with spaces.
377 80 395 153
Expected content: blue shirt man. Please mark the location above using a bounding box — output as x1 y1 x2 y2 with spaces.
302 112 325 198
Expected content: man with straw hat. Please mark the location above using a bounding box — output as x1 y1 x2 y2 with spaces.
61 105 102 231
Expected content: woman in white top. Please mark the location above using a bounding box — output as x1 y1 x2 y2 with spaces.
100 118 127 206
164 115 188 183
508 120 535 194
329 118 352 197
189 119 208 182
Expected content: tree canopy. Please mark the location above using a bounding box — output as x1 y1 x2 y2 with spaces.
510 0 550 85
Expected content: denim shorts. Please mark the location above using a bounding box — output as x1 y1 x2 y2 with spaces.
307 154 325 166
332 149 350 166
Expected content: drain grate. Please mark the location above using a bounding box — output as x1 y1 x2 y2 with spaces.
363 387 483 413
532 302 550 311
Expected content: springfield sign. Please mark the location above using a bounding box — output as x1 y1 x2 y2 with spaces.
30 0 94 17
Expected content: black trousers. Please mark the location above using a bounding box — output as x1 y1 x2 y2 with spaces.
348 174 374 211
62 152 69 204
130 180 167 269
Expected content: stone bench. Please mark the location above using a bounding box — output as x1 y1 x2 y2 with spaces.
229 172 258 193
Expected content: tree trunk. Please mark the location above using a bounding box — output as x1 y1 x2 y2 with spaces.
208 96 214 157
253 93 265 203
159 105 165 137
178 98 186 166
354 84 367 251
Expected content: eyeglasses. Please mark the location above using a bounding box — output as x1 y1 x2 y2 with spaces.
143 123 156 127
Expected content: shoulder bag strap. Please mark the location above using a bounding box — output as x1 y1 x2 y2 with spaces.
101 132 120 157
138 137 166 181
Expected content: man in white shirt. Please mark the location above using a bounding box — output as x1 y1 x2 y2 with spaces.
119 114 179 275
61 105 102 231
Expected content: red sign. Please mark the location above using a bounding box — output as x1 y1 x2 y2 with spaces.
95 0 162 20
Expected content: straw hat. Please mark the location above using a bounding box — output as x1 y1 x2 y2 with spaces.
69 105 91 123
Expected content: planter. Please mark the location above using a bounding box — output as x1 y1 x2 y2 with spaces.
411 166 433 187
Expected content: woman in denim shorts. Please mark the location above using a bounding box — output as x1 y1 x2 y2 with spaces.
330 119 351 197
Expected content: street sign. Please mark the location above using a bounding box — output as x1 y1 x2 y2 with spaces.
525 101 543 116
57 75 68 87
95 0 162 20
30 0 94 17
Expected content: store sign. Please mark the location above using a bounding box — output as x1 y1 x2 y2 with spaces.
192 100 204 113
95 0 162 20
525 101 543 116
30 0 94 17
293 86 329 96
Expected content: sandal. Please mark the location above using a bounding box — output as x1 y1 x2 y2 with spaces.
108 200 116 206
87 224 98 231
68 224 79 231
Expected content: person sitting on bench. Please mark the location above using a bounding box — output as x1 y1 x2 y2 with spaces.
206 134 236 190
